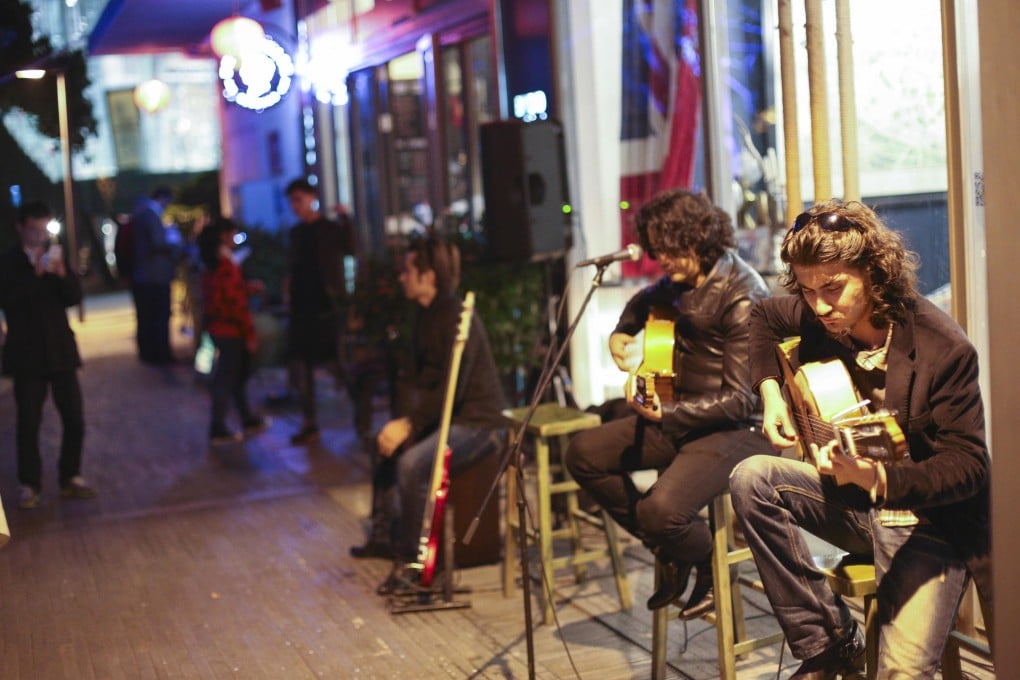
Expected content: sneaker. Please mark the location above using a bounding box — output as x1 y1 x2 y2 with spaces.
18 485 40 509
210 427 243 445
290 425 321 445
242 416 271 436
60 476 98 500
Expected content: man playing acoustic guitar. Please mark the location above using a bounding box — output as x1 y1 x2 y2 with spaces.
565 189 773 616
730 200 992 678
354 233 506 596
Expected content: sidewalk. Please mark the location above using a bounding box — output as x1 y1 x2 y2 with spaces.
0 289 379 535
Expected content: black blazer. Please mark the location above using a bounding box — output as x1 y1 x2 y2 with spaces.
749 294 992 617
0 245 83 377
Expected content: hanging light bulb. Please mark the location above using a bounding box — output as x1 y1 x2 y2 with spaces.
133 79 172 113
210 16 265 59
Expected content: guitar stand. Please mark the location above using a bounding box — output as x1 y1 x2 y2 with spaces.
389 507 471 614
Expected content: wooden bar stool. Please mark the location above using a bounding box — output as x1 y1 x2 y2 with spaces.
818 556 878 680
652 492 785 680
822 562 995 680
502 403 633 623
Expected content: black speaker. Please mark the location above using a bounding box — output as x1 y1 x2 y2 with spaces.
480 119 571 263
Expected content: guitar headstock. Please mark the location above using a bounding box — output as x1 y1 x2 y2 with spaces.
457 291 476 342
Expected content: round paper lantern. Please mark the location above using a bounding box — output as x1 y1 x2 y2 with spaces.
133 79 171 113
210 16 265 59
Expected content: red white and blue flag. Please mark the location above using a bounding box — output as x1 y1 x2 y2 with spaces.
620 0 702 278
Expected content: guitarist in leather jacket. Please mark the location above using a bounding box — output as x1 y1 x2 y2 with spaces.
564 189 773 617
729 200 992 679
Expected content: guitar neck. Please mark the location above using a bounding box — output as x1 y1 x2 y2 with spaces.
416 291 475 560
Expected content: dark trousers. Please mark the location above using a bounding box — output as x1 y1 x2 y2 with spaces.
133 282 172 363
564 415 772 564
210 336 254 431
14 370 85 490
369 426 504 561
289 354 375 438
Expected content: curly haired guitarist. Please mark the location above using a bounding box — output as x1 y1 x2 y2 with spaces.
730 200 993 678
564 189 773 617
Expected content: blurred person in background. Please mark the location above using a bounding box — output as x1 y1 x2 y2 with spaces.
0 201 97 509
282 178 359 445
131 186 182 365
198 218 269 445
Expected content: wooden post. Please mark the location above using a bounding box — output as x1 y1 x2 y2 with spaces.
804 0 832 201
777 0 802 224
835 0 860 202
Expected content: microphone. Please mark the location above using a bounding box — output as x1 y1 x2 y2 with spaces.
575 243 644 268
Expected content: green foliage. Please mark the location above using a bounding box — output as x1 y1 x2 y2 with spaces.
219 221 546 382
349 232 546 378
460 256 545 378
0 1 96 151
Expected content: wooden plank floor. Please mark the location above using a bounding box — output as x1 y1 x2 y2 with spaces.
0 292 996 679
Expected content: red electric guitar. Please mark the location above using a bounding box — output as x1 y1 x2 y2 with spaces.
410 291 475 587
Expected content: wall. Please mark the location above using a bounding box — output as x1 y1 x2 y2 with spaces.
558 0 635 409
979 0 1020 666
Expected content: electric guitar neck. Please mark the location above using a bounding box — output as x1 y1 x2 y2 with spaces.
410 291 475 587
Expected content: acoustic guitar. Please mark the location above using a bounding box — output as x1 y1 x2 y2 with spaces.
410 291 475 587
777 338 905 464
634 306 678 406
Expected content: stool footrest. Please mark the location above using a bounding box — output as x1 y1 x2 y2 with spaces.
570 508 607 528
549 550 611 570
948 630 990 657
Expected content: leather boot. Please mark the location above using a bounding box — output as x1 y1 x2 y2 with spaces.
646 560 693 610
790 622 866 679
679 558 714 620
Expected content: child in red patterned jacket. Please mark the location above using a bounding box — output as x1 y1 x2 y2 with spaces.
199 218 268 444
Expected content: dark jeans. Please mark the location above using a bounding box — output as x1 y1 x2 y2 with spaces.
14 370 85 490
289 354 375 438
729 455 969 676
210 336 254 432
133 282 172 363
373 425 505 562
564 415 771 564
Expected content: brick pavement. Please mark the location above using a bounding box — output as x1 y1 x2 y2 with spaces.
0 290 378 530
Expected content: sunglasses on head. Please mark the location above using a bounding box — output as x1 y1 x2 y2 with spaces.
789 211 860 235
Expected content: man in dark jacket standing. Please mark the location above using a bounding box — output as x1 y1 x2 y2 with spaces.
729 200 992 678
564 189 773 616
283 178 359 445
0 201 96 509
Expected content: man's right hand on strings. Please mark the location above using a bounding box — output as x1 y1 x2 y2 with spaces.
609 332 642 373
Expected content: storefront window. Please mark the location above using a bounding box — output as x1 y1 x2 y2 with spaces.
440 46 469 222
726 0 946 299
388 52 430 230
468 37 496 226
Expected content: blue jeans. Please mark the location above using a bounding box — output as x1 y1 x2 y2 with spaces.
729 455 969 678
387 425 505 562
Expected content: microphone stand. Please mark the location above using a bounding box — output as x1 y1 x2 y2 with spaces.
464 261 611 680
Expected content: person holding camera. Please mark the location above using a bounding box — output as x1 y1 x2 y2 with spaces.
0 201 96 509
